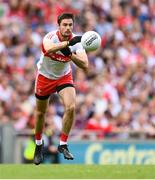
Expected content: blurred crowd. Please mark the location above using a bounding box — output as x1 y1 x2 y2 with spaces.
0 0 155 140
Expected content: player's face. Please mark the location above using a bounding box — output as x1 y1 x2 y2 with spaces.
59 19 73 38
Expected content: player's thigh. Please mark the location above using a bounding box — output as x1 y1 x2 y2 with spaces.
58 87 76 107
36 98 49 113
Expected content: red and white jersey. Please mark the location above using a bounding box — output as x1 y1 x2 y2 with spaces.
37 30 85 79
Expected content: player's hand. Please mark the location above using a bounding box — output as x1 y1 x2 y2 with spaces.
68 36 82 46
60 47 72 57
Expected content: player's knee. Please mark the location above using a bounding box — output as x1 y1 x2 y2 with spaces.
35 110 46 118
65 104 75 114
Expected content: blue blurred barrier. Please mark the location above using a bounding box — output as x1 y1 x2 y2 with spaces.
59 140 155 164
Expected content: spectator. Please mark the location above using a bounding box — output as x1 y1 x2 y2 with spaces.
0 0 155 140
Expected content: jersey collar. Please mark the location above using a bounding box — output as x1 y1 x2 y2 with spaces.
56 31 73 42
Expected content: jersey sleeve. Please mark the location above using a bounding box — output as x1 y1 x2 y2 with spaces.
42 32 56 54
43 32 56 43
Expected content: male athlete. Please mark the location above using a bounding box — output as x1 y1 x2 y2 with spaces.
33 13 88 165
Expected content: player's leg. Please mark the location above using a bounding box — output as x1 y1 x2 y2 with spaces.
57 86 76 160
33 73 58 164
33 97 49 165
35 97 49 144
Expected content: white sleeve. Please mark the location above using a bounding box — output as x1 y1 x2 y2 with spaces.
43 32 57 47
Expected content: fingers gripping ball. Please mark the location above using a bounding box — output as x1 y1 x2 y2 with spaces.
81 31 101 52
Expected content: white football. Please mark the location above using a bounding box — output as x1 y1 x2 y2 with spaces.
81 31 101 51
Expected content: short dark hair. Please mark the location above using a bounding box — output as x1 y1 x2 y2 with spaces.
57 13 74 25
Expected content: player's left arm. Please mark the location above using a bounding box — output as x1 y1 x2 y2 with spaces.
70 51 89 72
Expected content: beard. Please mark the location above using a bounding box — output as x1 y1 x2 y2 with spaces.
60 31 71 40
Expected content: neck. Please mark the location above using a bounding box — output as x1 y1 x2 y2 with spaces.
58 31 71 41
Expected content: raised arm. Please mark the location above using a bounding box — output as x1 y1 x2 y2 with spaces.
43 37 68 53
43 35 82 54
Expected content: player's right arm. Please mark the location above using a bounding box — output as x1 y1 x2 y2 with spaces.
43 35 68 54
42 33 81 54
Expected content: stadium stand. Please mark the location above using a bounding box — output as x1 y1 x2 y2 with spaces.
0 0 155 143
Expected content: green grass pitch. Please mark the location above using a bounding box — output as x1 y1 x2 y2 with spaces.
0 164 155 179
